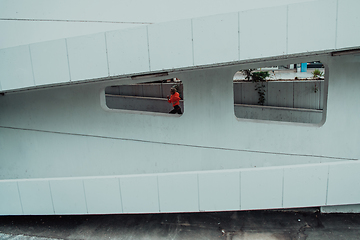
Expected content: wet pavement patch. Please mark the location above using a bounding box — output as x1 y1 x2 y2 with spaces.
1 210 360 239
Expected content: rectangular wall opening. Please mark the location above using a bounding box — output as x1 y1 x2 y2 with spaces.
233 62 326 124
105 78 184 115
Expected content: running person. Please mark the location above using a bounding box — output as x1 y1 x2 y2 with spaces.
167 88 182 114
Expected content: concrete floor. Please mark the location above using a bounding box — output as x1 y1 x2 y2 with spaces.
0 209 359 240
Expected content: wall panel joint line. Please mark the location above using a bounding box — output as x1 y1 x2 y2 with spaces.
16 182 24 215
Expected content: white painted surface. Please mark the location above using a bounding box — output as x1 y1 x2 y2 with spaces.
287 0 337 54
120 176 159 213
1 0 359 92
50 179 87 214
327 162 360 205
336 0 360 49
0 0 318 50
283 165 328 208
83 178 122 214
198 171 240 211
1 161 360 215
158 174 199 212
1 55 358 181
192 12 239 66
241 168 283 210
1 0 360 215
0 182 23 215
106 27 150 76
239 6 287 59
66 33 109 81
30 39 70 86
0 45 34 91
18 181 54 215
148 20 193 71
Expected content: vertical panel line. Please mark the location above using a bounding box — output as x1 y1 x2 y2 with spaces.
16 182 24 215
335 0 339 49
28 45 36 86
281 168 285 208
191 19 195 66
48 181 56 214
65 39 72 81
197 174 200 211
286 5 289 54
118 178 124 213
292 81 295 108
82 180 89 214
157 176 161 212
238 12 241 60
325 165 330 205
146 26 151 71
104 33 110 77
239 171 241 210
319 81 321 110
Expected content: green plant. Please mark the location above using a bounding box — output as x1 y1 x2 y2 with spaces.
312 69 324 79
251 71 270 82
242 69 254 80
242 70 269 105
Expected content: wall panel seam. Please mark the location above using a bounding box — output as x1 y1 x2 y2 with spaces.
82 180 89 214
118 178 124 213
146 26 151 71
286 5 289 55
16 182 24 215
191 19 195 66
238 12 240 60
157 176 161 212
239 171 241 210
197 174 200 211
325 165 330 205
28 45 36 86
65 39 72 81
104 33 110 77
281 168 285 208
48 181 56 214
335 0 339 49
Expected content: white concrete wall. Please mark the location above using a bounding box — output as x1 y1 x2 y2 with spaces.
1 0 360 215
1 55 359 179
1 161 359 215
0 54 360 215
1 0 359 92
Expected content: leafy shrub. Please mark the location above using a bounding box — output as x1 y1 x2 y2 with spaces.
312 69 324 79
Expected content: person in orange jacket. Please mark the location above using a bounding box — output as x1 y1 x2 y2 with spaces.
167 88 182 114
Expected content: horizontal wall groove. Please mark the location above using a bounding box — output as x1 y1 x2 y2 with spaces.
0 125 357 161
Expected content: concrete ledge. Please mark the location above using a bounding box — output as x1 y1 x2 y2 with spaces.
235 104 323 123
105 94 184 113
1 160 359 215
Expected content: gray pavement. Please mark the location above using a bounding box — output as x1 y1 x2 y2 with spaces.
0 209 360 240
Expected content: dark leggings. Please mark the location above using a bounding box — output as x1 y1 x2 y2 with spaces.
169 105 182 114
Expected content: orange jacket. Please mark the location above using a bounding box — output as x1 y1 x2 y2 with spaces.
168 92 181 107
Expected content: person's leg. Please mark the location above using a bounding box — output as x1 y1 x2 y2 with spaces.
169 108 177 114
176 106 182 114
173 105 182 114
